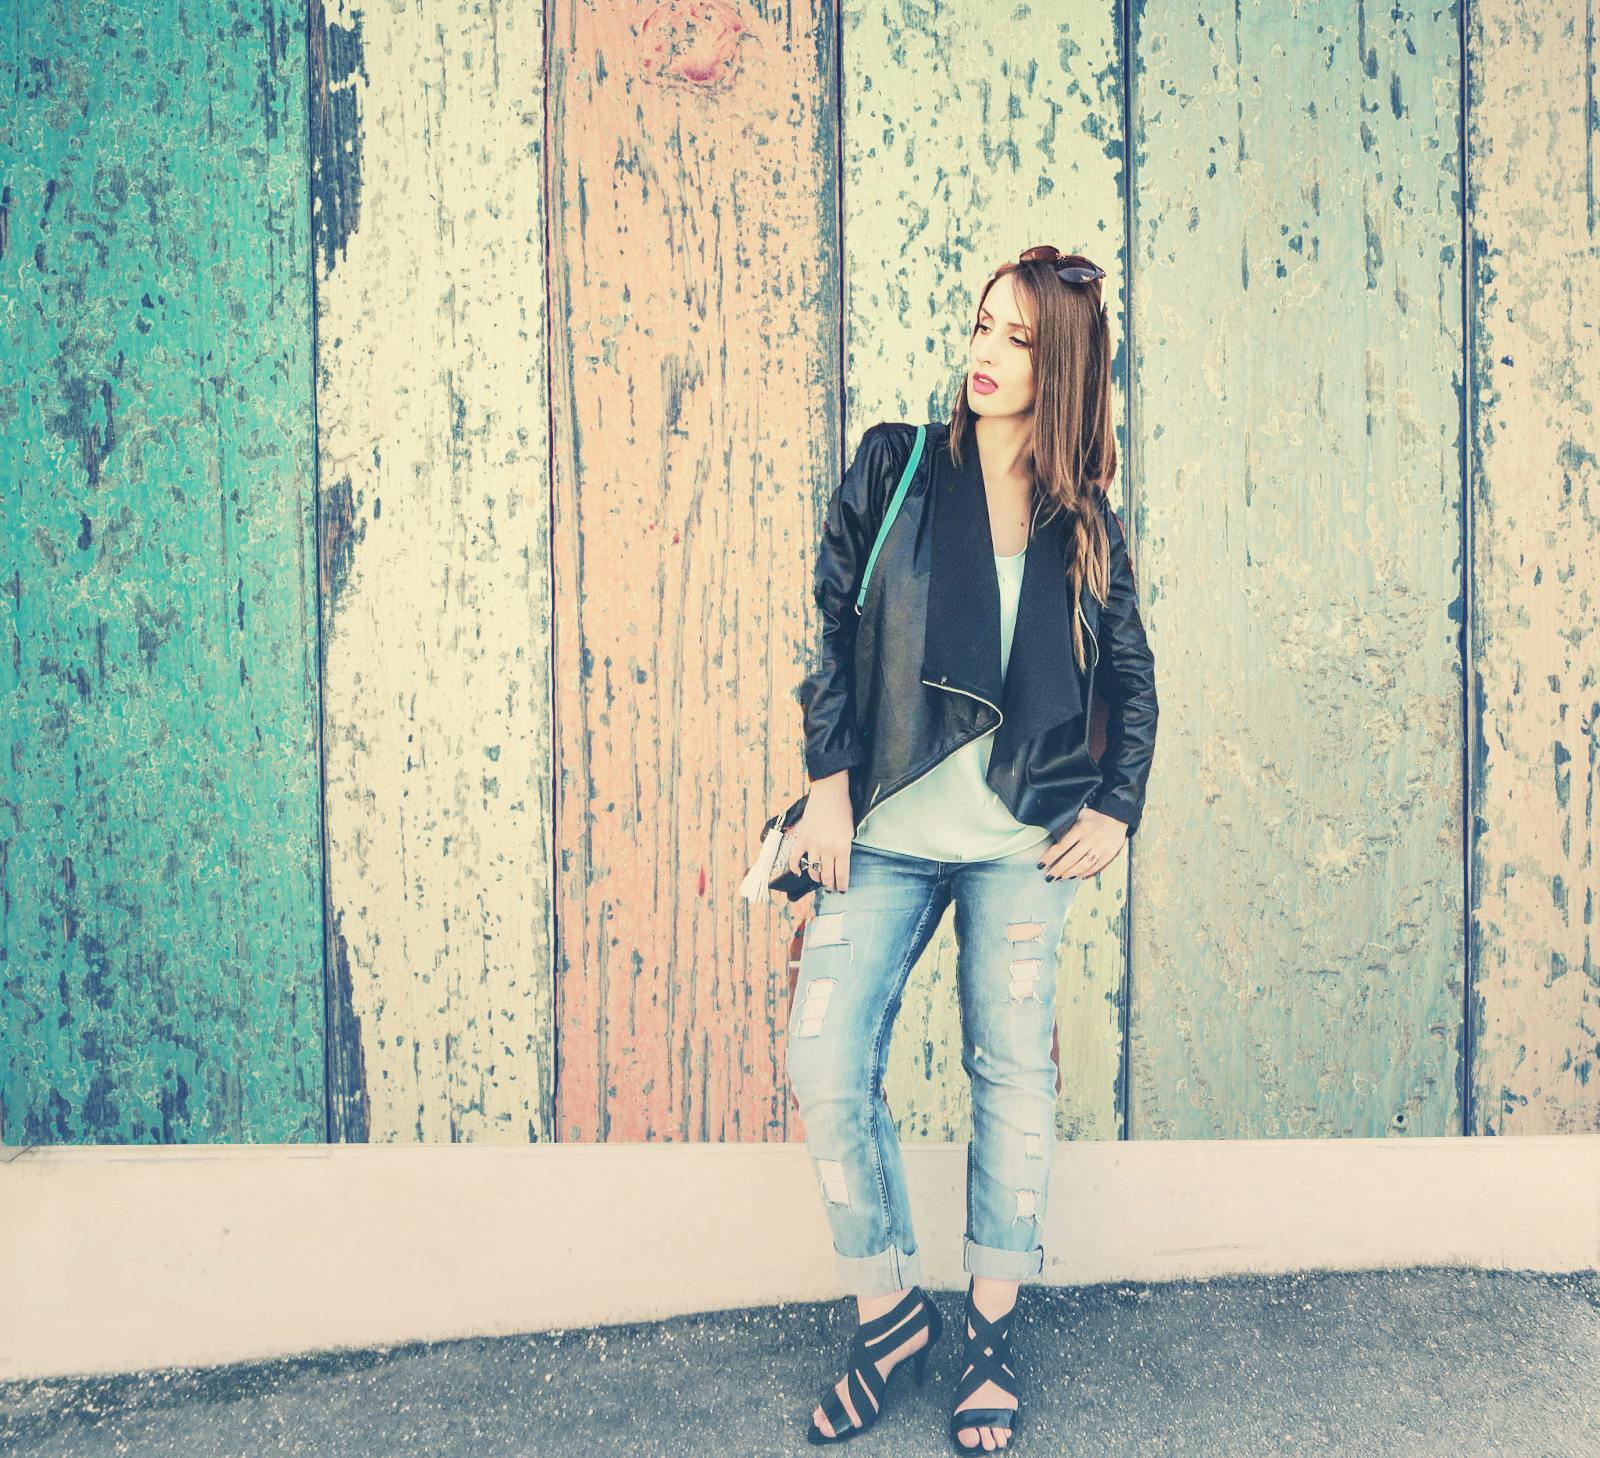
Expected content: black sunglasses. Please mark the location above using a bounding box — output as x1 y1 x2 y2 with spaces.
1018 244 1107 285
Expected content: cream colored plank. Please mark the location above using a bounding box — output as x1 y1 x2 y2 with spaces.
1467 0 1600 1134
314 0 553 1141
844 1 1128 1144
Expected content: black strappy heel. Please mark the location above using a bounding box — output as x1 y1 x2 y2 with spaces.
949 1277 1021 1450
806 1284 945 1445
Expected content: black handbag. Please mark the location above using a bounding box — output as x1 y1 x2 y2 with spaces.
740 425 927 905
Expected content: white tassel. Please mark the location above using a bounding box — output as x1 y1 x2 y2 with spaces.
738 824 784 903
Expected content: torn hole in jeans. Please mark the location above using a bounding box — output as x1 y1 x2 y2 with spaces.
1006 920 1046 943
807 911 848 948
818 1158 850 1205
1024 1131 1045 1159
1014 1188 1039 1223
1007 957 1045 1002
794 977 836 1037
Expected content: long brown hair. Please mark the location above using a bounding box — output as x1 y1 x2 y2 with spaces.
947 246 1116 673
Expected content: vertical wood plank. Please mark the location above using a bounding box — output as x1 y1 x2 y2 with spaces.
1467 1 1600 1134
313 0 554 1141
1127 3 1466 1137
549 1 840 1141
842 1 1128 1144
1 0 324 1141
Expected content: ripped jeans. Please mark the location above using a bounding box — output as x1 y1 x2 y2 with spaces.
784 839 1082 1296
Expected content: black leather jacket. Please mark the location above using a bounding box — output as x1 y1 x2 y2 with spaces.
795 416 1158 843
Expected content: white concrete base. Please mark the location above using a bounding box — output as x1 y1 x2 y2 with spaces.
3 1134 1597 1381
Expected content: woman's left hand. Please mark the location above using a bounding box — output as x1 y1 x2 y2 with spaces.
1039 807 1128 880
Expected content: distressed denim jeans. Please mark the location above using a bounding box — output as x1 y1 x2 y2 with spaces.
784 839 1082 1296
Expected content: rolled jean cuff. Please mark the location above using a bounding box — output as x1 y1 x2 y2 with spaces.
835 1242 924 1297
963 1235 1045 1281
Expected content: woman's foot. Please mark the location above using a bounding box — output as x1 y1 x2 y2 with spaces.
952 1277 1019 1450
810 1287 934 1439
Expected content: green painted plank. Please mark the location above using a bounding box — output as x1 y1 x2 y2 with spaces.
1126 2 1466 1137
1 1 324 1142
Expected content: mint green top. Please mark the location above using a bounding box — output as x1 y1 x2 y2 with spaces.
853 545 1054 862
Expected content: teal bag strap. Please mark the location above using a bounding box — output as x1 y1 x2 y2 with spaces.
854 423 926 614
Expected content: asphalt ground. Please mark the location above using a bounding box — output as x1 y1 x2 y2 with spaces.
4 1266 1597 1457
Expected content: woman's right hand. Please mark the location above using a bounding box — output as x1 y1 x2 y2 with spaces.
790 772 856 893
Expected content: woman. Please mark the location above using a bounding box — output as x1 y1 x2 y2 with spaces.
785 244 1159 1451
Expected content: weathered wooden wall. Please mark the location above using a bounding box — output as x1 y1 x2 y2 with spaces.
4 1 1596 1148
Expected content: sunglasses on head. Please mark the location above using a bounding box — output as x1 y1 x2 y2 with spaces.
1018 243 1107 285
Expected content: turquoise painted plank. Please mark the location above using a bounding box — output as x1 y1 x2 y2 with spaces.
1 1 325 1141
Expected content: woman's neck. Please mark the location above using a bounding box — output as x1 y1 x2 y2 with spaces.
974 413 1036 553
973 412 1033 494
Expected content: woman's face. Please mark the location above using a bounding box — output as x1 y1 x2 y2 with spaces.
967 272 1036 418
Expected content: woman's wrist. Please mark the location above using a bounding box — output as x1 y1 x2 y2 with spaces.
808 769 851 796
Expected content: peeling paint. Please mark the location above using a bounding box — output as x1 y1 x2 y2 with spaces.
310 0 369 275
318 475 368 610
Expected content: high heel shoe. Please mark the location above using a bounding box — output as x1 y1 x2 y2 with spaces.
806 1283 944 1445
949 1277 1021 1451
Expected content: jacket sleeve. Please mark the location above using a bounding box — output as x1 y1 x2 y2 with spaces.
793 423 898 782
1087 497 1158 837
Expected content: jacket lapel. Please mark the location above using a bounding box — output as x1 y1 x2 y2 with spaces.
920 416 1085 765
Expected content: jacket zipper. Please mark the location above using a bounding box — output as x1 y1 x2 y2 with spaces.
861 679 1001 820
861 613 1099 826
1078 600 1100 674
